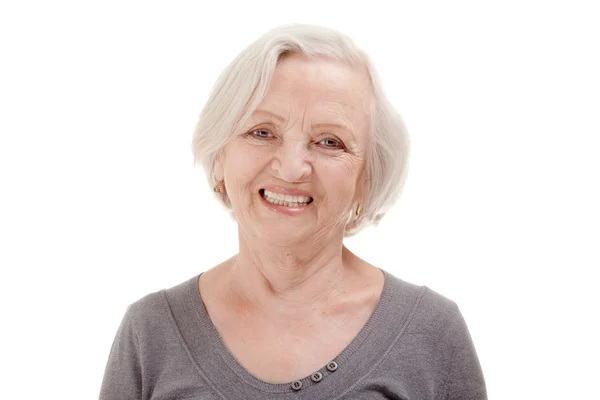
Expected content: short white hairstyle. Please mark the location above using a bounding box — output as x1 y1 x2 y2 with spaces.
192 23 409 236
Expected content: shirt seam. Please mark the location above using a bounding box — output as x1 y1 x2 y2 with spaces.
437 302 460 400
189 275 315 394
189 270 396 396
127 305 144 399
160 289 225 400
332 285 430 400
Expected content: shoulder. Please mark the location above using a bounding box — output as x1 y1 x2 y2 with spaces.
383 270 464 335
383 272 487 399
122 275 198 337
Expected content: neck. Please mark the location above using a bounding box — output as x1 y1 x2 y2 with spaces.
224 228 360 322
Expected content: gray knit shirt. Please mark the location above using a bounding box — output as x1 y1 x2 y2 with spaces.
99 269 487 399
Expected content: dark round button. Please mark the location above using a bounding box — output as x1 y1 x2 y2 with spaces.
326 361 338 372
311 372 323 382
291 380 302 391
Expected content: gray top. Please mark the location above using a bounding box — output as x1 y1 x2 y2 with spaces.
100 269 486 399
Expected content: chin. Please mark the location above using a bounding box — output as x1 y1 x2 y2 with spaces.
255 223 313 244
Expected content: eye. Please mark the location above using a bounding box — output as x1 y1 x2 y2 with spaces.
318 138 343 149
250 129 273 138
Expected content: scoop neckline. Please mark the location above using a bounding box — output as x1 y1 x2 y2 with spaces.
187 267 395 397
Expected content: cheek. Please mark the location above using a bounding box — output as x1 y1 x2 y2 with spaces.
317 157 362 200
224 142 272 184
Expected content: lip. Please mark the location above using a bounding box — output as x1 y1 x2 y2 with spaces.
260 185 314 199
258 187 314 216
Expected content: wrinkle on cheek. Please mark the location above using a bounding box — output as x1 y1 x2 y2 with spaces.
344 157 362 176
326 153 363 178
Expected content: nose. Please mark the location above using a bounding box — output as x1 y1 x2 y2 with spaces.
271 137 312 182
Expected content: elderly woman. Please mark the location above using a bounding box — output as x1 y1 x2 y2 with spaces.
100 24 486 399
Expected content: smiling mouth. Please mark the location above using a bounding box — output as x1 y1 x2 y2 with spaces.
259 189 314 207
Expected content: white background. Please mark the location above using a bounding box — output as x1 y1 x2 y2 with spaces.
1 1 598 399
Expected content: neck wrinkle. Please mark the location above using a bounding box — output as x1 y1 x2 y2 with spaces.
228 231 356 321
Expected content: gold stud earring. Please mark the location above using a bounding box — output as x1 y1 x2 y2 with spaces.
214 180 226 194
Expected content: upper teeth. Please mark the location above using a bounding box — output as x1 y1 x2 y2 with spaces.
263 189 311 203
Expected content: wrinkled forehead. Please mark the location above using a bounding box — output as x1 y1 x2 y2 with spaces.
255 54 373 133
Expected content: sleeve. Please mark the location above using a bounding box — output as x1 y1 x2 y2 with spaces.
441 304 487 400
99 305 143 400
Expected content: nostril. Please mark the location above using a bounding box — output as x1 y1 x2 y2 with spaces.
271 155 312 183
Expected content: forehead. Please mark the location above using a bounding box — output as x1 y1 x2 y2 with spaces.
257 54 373 125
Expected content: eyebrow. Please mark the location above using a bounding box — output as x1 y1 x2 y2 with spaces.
311 122 354 134
312 122 357 145
252 109 286 123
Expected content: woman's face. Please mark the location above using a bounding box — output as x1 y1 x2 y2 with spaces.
216 53 372 245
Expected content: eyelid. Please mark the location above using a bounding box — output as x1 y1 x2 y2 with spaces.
318 138 340 146
247 127 275 138
317 135 345 149
246 126 346 150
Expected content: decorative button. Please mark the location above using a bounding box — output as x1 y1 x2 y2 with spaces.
311 372 323 382
326 361 338 372
291 380 302 391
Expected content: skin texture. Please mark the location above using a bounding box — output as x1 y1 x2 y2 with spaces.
201 54 384 383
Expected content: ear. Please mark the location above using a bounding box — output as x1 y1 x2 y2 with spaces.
353 168 368 205
214 151 225 182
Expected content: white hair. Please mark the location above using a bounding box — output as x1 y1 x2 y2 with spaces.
191 23 409 236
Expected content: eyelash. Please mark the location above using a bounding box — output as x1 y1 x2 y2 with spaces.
247 129 345 150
